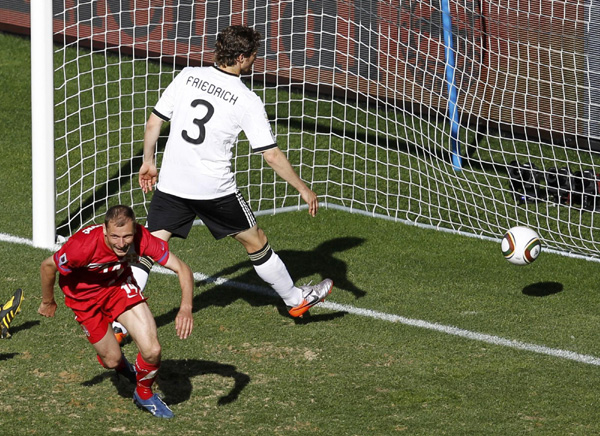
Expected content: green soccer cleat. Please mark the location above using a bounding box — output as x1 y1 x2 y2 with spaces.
0 288 24 339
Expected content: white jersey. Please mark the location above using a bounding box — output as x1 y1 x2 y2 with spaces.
153 66 277 199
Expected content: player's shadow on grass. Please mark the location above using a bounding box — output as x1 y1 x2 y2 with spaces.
158 359 250 405
82 358 249 406
206 236 367 299
156 237 366 325
10 320 40 336
0 353 18 361
522 281 563 297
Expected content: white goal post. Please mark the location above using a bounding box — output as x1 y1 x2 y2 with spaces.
30 0 55 249
26 1 600 261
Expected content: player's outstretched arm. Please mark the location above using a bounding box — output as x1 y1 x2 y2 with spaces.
262 147 319 217
38 256 58 318
163 252 194 339
139 113 164 193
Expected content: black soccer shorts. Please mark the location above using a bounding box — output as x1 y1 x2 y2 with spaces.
147 189 257 239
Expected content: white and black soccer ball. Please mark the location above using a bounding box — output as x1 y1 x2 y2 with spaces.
501 226 542 265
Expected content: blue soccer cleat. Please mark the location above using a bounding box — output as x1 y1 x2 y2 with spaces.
133 391 174 419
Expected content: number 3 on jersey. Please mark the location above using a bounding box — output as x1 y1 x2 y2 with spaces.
182 99 215 145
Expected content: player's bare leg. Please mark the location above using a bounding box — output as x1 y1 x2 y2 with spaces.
116 302 161 364
150 229 173 242
116 302 173 419
92 324 136 384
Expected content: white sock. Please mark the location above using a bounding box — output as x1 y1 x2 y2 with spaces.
251 246 302 307
112 320 127 334
131 264 149 292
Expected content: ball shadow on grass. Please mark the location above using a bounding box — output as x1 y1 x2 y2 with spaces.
522 281 563 297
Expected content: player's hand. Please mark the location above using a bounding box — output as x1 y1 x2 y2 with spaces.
139 162 158 193
175 307 193 339
38 299 57 318
300 188 319 217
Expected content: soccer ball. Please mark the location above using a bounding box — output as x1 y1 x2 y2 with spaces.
501 226 542 265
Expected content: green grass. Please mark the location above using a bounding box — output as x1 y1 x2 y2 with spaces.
3 31 600 435
3 210 600 435
0 33 32 239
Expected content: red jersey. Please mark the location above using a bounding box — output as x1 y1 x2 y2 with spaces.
53 223 169 304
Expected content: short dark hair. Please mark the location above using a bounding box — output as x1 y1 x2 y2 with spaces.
105 205 136 228
214 25 261 67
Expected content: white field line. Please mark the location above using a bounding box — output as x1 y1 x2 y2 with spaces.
320 302 600 366
152 265 600 367
0 233 36 246
6 231 600 366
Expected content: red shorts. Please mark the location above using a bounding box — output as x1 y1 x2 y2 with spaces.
64 281 146 344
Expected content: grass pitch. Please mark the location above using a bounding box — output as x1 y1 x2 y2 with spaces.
3 211 600 435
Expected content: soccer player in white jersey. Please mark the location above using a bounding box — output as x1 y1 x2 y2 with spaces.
129 25 332 325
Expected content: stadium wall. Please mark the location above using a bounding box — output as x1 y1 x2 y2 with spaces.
0 0 596 149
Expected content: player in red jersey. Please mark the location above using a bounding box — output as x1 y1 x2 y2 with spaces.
38 205 194 419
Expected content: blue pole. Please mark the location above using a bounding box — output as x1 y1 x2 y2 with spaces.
441 0 462 171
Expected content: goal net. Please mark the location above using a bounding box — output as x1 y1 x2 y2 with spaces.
38 1 600 259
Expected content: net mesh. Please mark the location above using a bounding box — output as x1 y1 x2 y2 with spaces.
53 1 600 259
